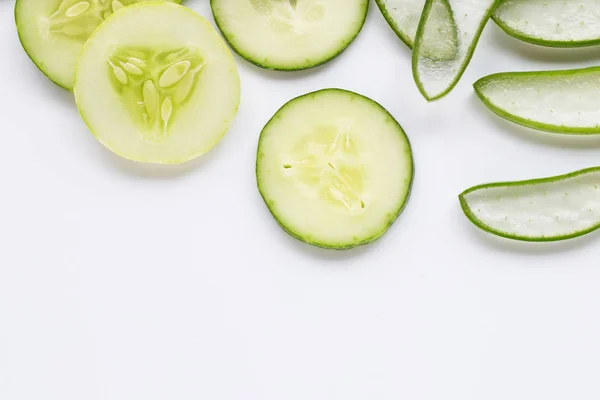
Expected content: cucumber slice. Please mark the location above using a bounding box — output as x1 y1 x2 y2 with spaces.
256 89 414 249
210 0 369 71
459 167 600 242
374 0 427 48
15 0 180 90
493 0 600 47
413 0 500 100
474 67 600 135
73 2 240 164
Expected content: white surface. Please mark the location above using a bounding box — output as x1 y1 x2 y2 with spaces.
2 1 600 399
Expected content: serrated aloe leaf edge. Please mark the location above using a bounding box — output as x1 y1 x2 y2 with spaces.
412 0 503 101
474 66 600 135
459 167 600 242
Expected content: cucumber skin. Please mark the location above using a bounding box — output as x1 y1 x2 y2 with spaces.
412 0 504 101
210 0 370 71
459 166 600 242
14 0 182 91
474 67 600 135
374 0 415 49
256 88 415 250
491 13 600 48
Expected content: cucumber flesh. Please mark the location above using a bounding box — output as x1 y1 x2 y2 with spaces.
413 0 500 100
15 0 180 90
459 167 600 242
74 2 240 164
375 0 427 48
210 0 369 71
256 89 414 249
474 67 600 134
493 0 600 47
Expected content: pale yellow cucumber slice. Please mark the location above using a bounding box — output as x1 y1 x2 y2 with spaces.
210 0 369 70
74 2 240 164
256 89 414 249
15 0 180 90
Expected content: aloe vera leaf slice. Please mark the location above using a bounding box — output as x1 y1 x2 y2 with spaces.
374 0 427 48
493 0 600 47
459 167 600 242
474 67 600 135
413 0 501 101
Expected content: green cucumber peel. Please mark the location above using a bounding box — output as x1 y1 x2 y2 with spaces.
492 0 600 48
474 66 600 135
459 166 600 242
412 0 502 101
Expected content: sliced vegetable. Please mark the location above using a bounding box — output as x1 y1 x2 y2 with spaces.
413 0 501 101
210 0 369 71
474 67 600 134
493 0 600 47
15 0 180 90
74 2 240 164
374 0 427 48
459 167 600 242
256 88 414 249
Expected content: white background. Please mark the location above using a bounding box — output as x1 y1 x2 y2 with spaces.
2 1 600 399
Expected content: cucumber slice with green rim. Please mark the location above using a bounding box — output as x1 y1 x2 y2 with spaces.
210 0 369 71
493 0 600 47
74 2 240 164
374 0 427 48
474 67 600 135
459 167 600 242
15 0 181 90
413 0 500 101
256 89 414 249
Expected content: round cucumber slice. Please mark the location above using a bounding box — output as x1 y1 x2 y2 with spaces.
73 2 240 164
15 0 181 91
493 0 600 47
210 0 369 71
459 167 600 242
256 89 414 249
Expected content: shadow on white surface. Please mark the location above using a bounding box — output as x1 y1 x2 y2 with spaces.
241 57 331 82
469 95 600 150
489 25 600 65
91 137 225 179
458 208 600 256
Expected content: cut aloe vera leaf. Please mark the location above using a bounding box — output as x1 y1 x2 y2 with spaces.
210 0 369 71
256 89 414 249
493 0 600 47
74 2 240 164
15 0 181 91
374 0 427 48
474 67 600 134
459 167 600 242
413 0 500 101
